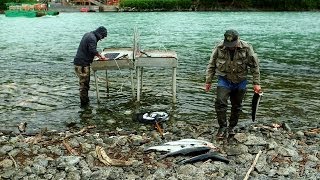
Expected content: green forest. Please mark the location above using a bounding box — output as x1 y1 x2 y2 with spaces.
1 0 320 11
119 0 320 11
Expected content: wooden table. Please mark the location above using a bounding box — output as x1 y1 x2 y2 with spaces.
91 48 134 103
135 50 178 103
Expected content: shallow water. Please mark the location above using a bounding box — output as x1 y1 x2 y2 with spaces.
0 12 319 132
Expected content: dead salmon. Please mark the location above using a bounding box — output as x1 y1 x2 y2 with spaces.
159 146 211 160
252 92 263 122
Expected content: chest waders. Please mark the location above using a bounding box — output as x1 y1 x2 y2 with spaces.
75 66 91 107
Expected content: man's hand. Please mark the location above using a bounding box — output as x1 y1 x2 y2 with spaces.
205 83 211 92
253 85 262 93
99 54 107 61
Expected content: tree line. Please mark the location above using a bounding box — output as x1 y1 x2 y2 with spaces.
1 0 319 11
119 0 320 11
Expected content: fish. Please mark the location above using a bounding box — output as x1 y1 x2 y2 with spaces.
159 146 211 160
179 151 230 164
144 144 207 153
252 92 263 122
163 139 217 150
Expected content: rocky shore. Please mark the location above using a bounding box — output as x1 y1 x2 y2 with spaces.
0 121 319 180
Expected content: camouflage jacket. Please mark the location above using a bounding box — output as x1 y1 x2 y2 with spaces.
205 40 260 85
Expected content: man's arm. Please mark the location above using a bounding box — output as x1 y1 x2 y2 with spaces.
205 47 218 92
247 44 261 93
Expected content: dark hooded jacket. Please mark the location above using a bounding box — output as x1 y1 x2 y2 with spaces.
74 26 107 66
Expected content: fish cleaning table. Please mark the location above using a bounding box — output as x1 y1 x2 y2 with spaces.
135 50 178 103
91 48 134 103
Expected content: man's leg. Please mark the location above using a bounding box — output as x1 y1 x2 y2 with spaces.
215 86 231 138
229 89 246 135
75 66 90 107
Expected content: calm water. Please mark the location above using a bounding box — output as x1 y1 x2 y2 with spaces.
0 12 319 132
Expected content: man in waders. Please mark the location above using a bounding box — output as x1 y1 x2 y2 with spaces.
74 26 108 107
205 29 262 139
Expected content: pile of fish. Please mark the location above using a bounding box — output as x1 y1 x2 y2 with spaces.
144 139 229 164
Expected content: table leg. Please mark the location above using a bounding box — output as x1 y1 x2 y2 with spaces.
173 67 177 103
94 71 100 103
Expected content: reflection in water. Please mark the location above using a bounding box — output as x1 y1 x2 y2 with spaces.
0 12 319 132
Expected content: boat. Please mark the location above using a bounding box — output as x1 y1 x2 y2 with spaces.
4 3 59 17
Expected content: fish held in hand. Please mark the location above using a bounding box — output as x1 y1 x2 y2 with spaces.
252 92 263 122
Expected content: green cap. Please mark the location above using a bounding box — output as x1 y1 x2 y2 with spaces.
223 29 239 47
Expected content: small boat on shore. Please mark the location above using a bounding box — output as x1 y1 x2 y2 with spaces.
4 3 59 17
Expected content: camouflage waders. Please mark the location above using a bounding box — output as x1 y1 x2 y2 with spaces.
75 66 90 107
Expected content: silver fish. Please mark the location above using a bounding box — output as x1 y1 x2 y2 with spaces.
159 146 211 160
252 92 263 122
163 139 217 150
144 144 207 153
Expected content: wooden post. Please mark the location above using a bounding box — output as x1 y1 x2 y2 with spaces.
130 69 135 97
172 67 177 103
106 70 109 97
94 70 100 103
136 67 141 102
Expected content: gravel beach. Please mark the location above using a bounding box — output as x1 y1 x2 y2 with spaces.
0 120 319 180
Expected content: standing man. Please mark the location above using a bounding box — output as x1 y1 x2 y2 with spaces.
205 29 261 138
74 26 108 107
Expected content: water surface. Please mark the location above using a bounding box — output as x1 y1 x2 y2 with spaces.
0 12 319 132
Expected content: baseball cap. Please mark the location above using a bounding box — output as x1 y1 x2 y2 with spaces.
223 29 239 47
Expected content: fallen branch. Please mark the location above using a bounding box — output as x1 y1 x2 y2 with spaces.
243 150 262 180
62 140 79 156
63 125 96 140
8 154 18 168
96 146 133 166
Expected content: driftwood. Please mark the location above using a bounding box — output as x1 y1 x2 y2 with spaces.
62 140 79 156
96 146 133 166
62 125 96 140
8 154 18 168
243 150 262 180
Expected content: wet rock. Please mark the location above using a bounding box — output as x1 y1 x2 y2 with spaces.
49 145 64 156
0 158 13 168
268 169 277 177
54 171 67 180
267 139 278 150
277 166 297 176
234 133 247 143
130 135 144 146
226 144 248 155
68 138 80 148
0 169 16 179
236 153 253 164
56 156 81 170
295 131 305 137
255 154 269 173
31 164 47 175
7 148 20 158
0 145 14 155
307 154 319 162
244 135 267 146
66 170 81 180
248 145 264 154
81 142 92 153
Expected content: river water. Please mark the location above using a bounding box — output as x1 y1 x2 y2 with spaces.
0 12 319 133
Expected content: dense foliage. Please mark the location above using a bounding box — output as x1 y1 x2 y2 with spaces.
0 0 36 11
120 0 192 10
120 0 320 11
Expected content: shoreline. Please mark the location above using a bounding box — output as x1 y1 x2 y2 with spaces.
1 121 319 179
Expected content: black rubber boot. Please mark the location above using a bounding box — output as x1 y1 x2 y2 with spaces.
229 89 246 135
215 86 230 139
